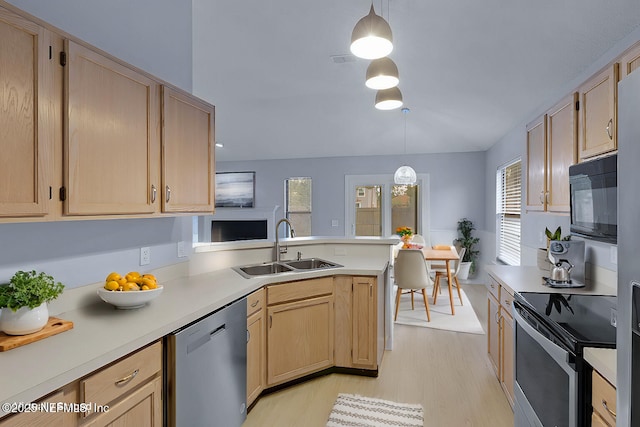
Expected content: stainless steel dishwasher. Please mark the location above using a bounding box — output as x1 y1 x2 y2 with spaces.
166 297 247 427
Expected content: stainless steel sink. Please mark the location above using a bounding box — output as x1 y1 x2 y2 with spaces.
232 258 342 278
283 258 343 270
233 262 294 278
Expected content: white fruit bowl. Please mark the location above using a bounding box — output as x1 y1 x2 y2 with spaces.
97 286 163 309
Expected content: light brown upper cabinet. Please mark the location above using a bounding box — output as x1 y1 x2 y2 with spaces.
64 40 160 215
526 115 546 212
526 94 577 213
578 64 618 160
619 41 640 80
161 86 215 213
545 93 577 213
0 8 53 218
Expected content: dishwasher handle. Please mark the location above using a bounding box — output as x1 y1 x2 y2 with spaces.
186 323 226 354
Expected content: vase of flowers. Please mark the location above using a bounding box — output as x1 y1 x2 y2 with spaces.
396 226 414 248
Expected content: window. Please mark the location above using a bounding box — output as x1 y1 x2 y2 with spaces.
285 177 312 237
497 159 522 265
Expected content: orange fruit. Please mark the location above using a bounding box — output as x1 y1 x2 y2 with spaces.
123 282 140 291
125 271 141 282
106 272 121 282
142 274 157 282
104 281 119 291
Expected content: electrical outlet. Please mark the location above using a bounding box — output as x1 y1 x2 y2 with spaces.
140 247 151 265
331 219 339 227
177 241 186 258
610 308 617 327
610 246 618 265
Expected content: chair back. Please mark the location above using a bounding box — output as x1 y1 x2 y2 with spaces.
453 247 467 275
394 249 431 290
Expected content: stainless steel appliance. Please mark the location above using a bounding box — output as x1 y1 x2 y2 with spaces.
166 298 247 427
513 292 616 427
618 63 640 426
545 240 586 288
569 153 617 244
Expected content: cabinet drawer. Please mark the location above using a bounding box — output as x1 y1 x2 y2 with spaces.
267 277 333 305
80 341 162 415
500 290 514 312
487 275 500 301
247 288 265 317
592 370 616 426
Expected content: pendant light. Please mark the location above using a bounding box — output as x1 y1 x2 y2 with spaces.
375 86 403 110
394 107 417 185
366 57 399 90
350 4 393 60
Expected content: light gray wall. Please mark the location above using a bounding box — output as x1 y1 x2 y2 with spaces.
0 1 194 289
484 25 640 272
6 0 193 91
216 151 486 237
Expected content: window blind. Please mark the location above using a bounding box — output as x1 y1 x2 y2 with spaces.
497 160 521 265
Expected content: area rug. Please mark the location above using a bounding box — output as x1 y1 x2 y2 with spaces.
394 286 484 335
326 393 424 427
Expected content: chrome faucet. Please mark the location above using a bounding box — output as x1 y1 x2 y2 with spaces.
274 218 296 262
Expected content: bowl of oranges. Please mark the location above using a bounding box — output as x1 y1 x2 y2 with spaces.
97 271 163 309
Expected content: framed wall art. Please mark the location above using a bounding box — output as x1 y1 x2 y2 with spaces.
215 171 255 208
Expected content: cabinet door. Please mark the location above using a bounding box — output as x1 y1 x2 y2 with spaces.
526 115 546 211
0 384 77 427
546 93 577 213
619 41 640 80
500 310 515 408
352 277 376 368
65 40 159 215
0 8 52 217
267 295 334 386
246 307 265 407
82 376 163 427
161 86 215 213
578 64 618 160
487 292 500 376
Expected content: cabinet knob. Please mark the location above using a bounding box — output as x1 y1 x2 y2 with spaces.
151 185 157 203
114 369 139 386
606 118 613 140
601 399 616 419
539 190 544 204
165 185 171 203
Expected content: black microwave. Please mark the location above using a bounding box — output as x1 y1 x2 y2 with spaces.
569 154 617 243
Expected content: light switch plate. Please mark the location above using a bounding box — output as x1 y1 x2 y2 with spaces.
331 219 339 227
177 241 186 258
610 246 617 264
140 247 151 265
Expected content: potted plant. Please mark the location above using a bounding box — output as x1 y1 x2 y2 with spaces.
454 218 480 280
0 270 64 335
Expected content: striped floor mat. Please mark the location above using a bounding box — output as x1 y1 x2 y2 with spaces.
326 393 424 427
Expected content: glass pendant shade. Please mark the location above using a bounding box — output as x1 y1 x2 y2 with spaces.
375 87 403 110
366 57 399 90
350 5 393 60
394 165 417 185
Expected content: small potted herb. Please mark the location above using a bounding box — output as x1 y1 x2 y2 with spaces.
0 270 64 335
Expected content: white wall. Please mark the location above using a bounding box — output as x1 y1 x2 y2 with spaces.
0 1 195 289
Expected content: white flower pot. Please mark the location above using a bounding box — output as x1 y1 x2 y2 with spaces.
0 302 49 335
458 262 472 280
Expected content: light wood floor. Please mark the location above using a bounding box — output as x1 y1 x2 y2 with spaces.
243 284 514 427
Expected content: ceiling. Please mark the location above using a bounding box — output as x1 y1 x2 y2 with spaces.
193 0 640 162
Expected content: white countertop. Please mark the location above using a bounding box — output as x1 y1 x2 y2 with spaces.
0 256 388 414
584 348 617 386
485 265 617 296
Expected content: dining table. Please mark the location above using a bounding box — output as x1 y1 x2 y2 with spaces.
422 247 460 315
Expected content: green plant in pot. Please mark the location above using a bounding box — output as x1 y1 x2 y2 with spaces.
0 270 64 335
454 218 480 279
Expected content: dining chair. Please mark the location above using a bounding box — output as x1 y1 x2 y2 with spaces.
394 249 431 322
431 247 466 305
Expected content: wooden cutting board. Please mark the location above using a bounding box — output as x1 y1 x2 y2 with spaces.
0 317 73 351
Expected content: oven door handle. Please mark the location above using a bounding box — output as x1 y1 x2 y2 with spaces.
513 304 573 371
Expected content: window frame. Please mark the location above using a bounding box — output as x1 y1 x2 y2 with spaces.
285 177 312 237
496 158 522 266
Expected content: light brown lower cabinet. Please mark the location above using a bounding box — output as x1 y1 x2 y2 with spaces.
0 341 163 427
246 289 266 407
486 274 515 407
592 370 616 426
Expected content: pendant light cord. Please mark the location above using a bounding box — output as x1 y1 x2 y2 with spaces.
402 107 409 156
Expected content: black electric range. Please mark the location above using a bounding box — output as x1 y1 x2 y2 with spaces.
513 291 617 427
514 291 617 353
